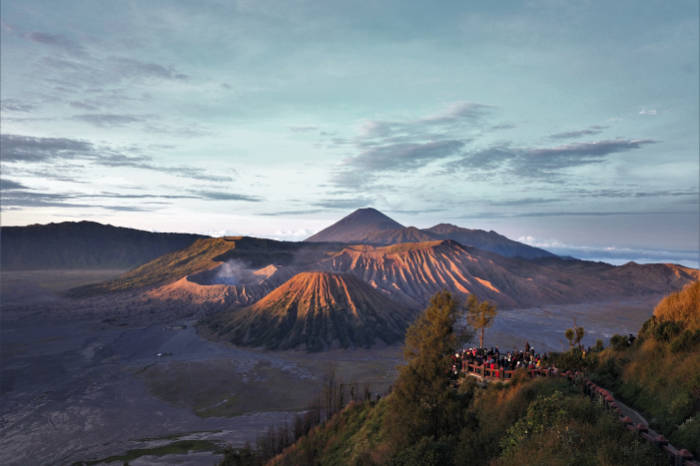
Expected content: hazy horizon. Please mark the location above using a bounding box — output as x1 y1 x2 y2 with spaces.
1 0 698 267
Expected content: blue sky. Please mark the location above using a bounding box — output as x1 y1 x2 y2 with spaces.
1 0 698 266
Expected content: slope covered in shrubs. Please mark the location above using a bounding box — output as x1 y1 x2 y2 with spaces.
590 280 700 457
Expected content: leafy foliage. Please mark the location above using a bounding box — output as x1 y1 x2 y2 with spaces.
384 291 466 449
466 294 497 348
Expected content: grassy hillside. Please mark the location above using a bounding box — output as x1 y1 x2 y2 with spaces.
267 377 664 465
590 280 700 457
222 290 670 466
1 221 204 270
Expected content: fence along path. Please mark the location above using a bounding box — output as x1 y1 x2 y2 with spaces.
459 362 699 466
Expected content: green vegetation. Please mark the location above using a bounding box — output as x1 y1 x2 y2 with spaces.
384 291 469 450
587 281 700 457
258 291 665 465
73 439 222 465
466 294 497 348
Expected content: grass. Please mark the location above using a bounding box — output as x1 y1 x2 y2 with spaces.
72 439 223 465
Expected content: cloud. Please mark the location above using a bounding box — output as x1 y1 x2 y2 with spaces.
0 179 29 190
27 32 86 56
1 99 35 112
450 138 657 179
549 125 606 139
69 100 100 110
0 134 93 163
639 108 657 116
345 139 465 172
355 101 494 141
0 134 234 183
327 101 493 189
459 209 695 219
311 197 375 209
420 101 493 125
517 236 698 267
189 190 262 202
72 113 150 127
110 57 189 81
288 125 318 133
259 209 326 216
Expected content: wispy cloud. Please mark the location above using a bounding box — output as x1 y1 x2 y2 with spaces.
1 99 35 112
312 196 375 209
72 113 150 127
27 32 86 56
0 134 233 183
450 138 657 179
330 101 492 188
0 178 29 190
189 190 262 202
549 125 606 139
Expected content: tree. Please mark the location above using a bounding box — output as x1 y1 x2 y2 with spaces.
384 291 468 450
575 326 585 348
565 328 575 348
565 320 585 350
466 294 497 348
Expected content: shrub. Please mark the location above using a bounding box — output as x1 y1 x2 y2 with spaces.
653 321 681 342
610 334 628 351
670 329 700 353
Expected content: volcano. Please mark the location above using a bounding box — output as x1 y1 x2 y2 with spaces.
202 271 417 351
305 207 404 243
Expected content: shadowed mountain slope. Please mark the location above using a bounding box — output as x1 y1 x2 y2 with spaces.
305 208 553 258
0 221 204 270
202 271 417 351
425 223 555 259
305 207 404 243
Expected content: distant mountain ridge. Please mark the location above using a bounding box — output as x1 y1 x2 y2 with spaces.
1 221 205 270
305 208 555 259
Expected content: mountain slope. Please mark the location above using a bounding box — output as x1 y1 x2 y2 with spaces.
68 236 335 297
0 221 204 270
320 240 700 309
425 223 555 259
305 208 554 259
202 272 417 351
305 208 404 243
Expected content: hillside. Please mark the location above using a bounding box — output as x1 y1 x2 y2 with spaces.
320 240 700 309
0 221 204 270
586 280 700 457
69 234 699 312
68 236 335 297
201 272 417 351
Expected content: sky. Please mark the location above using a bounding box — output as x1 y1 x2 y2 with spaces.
1 0 698 267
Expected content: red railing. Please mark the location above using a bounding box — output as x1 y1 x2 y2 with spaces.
461 361 555 380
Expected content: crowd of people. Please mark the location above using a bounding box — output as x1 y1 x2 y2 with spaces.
450 342 549 377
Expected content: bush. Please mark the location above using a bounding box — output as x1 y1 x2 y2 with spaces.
653 321 681 342
610 334 628 351
671 417 700 459
670 329 700 353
